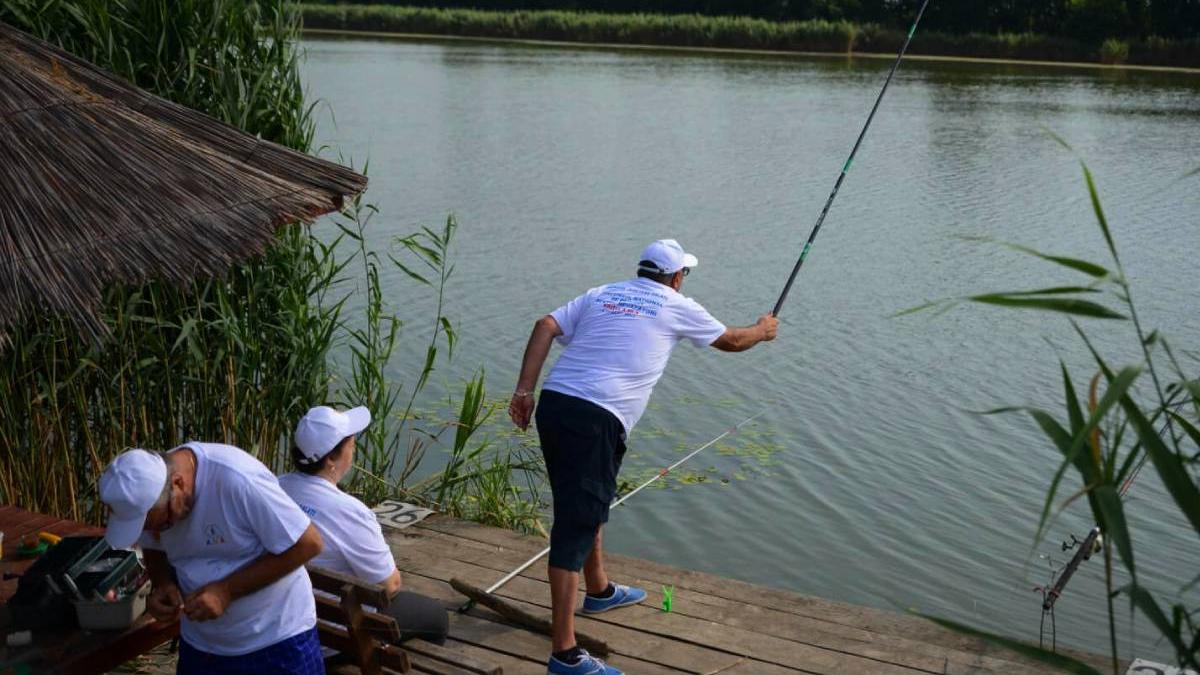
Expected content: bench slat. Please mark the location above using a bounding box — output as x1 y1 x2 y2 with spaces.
315 593 403 642
317 619 412 673
308 565 390 608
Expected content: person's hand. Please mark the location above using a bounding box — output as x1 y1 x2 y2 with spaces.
508 391 535 431
147 582 183 622
757 314 779 342
183 581 233 622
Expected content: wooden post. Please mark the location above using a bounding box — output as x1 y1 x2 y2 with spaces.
340 583 383 675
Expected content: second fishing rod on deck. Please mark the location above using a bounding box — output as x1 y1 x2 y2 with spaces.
457 409 768 613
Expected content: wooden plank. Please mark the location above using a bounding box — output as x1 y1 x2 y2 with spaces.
0 505 28 527
3 514 64 546
450 577 609 657
403 532 1028 674
342 583 384 675
309 565 390 608
399 574 702 675
438 637 548 675
405 638 502 675
404 520 1078 673
316 593 403 642
397 561 794 674
53 614 179 675
407 654 482 675
400 551 916 675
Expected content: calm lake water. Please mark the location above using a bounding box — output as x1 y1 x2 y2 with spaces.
302 36 1200 660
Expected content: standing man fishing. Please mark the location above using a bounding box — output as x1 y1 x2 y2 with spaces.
510 239 778 675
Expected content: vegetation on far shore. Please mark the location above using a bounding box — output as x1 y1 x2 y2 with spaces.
300 4 1200 68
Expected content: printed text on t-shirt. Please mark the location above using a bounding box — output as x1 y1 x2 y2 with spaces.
596 286 666 318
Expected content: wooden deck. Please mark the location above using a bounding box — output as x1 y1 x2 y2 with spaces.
388 514 1108 675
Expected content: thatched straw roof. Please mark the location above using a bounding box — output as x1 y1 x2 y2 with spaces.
0 22 367 343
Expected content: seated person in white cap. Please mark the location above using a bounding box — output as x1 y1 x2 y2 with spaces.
99 444 324 675
280 406 449 645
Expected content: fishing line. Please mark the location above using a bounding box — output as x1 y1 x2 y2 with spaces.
458 407 770 613
772 0 932 316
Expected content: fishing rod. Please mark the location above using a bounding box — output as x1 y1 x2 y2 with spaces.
457 408 769 613
1035 402 1189 647
457 0 932 617
1040 526 1101 613
772 0 932 317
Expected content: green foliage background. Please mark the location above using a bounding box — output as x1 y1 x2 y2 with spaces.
309 0 1200 44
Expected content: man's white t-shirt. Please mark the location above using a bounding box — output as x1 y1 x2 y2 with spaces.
278 472 395 584
542 277 726 432
139 442 315 656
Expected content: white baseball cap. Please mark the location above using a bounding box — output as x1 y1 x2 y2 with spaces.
99 449 167 549
638 239 699 275
295 406 372 464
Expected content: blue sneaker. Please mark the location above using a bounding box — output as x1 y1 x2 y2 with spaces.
547 649 623 675
581 583 647 614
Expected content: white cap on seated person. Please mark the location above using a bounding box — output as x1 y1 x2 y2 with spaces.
294 405 372 465
99 449 167 549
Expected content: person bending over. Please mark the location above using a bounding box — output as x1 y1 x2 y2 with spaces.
100 444 324 674
510 239 778 675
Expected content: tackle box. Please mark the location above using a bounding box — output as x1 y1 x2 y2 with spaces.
8 536 144 631
73 579 150 630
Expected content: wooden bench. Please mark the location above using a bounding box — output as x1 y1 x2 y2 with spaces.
307 565 501 675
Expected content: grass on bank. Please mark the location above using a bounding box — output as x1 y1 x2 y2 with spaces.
299 4 1200 68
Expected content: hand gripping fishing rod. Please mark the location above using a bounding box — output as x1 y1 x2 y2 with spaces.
773 0 931 317
457 408 768 613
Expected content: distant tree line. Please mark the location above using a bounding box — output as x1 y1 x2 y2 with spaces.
318 0 1200 43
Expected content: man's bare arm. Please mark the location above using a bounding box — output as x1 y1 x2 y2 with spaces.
510 315 562 430
711 314 779 352
183 524 323 621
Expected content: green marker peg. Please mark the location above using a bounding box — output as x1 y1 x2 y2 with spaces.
662 585 674 613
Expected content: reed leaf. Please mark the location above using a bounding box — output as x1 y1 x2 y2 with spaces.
1119 394 1200 537
1082 164 1119 266
958 236 1110 278
967 294 1124 319
1093 485 1135 581
1125 585 1190 661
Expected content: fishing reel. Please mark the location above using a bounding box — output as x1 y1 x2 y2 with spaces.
1061 531 1104 559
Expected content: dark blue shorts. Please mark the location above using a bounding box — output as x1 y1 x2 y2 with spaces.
536 390 626 571
177 626 324 675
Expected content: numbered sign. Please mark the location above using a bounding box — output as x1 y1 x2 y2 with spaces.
1127 659 1199 675
371 500 434 531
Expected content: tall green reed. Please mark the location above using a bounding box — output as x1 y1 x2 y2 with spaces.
907 140 1199 673
0 0 546 532
0 0 331 519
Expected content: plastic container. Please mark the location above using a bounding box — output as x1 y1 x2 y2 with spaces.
73 580 149 630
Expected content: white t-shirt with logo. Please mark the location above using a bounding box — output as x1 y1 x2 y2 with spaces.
139 442 315 656
542 277 726 432
278 472 395 584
